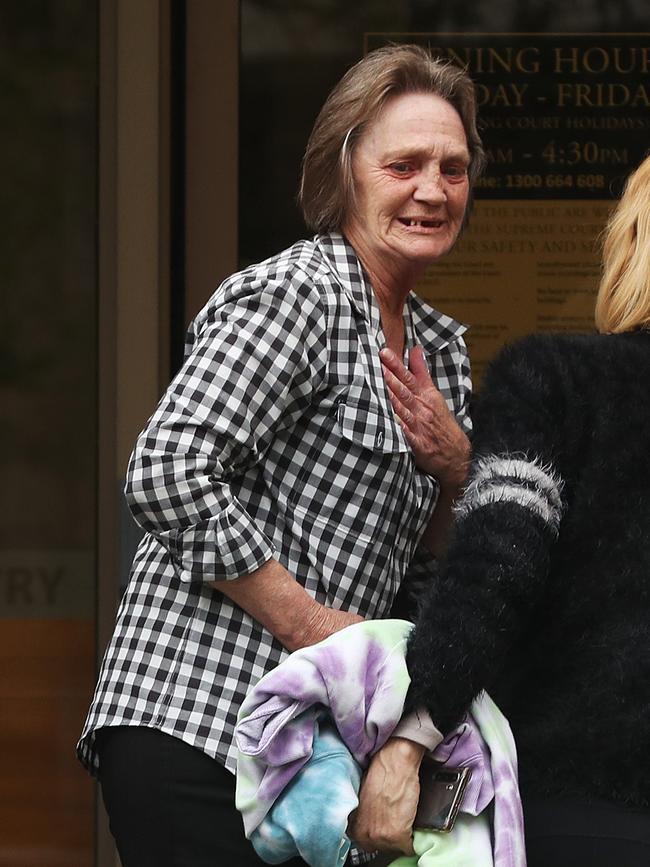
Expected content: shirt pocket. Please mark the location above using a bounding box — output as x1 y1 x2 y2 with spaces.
335 383 409 454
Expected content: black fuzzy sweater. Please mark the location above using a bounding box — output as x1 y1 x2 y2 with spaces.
406 330 650 808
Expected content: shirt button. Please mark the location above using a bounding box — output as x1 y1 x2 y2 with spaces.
376 431 384 448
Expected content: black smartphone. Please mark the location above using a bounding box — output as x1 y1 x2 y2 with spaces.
413 760 472 833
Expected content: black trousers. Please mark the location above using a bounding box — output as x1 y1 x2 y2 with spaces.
96 726 310 867
525 795 650 867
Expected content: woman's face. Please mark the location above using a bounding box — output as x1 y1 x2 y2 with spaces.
344 92 470 273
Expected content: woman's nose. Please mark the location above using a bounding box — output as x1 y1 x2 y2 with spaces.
413 168 446 204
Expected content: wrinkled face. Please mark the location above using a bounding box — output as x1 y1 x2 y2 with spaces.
344 92 470 270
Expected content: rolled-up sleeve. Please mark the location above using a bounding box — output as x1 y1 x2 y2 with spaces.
125 271 329 582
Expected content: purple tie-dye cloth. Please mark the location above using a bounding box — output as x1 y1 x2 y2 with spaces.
235 619 412 834
431 716 493 816
235 619 526 866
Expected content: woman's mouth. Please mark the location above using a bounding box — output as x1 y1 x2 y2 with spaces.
397 218 443 228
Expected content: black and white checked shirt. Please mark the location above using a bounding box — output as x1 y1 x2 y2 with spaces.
77 233 471 778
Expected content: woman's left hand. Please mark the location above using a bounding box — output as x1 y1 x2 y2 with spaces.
380 346 470 489
348 737 425 854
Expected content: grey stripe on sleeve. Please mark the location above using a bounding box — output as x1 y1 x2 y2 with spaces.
454 454 564 533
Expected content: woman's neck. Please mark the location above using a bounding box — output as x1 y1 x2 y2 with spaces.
344 227 421 357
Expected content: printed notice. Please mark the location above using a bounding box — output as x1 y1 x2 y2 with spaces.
417 199 613 382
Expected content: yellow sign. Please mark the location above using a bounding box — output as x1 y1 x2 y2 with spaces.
365 33 648 384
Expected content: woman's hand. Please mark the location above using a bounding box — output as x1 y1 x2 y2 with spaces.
380 346 470 489
348 737 425 855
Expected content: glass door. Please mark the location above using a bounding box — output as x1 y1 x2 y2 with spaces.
0 2 98 864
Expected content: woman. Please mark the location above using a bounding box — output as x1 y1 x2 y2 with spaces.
77 45 485 867
352 156 650 865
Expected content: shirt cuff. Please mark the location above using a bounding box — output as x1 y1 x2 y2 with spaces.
170 499 276 582
392 708 444 752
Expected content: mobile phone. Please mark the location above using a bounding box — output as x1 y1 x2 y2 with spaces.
413 760 472 833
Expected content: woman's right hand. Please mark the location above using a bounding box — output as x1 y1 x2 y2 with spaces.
348 737 425 854
380 346 470 490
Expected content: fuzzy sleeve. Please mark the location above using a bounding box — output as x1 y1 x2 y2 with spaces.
405 335 575 732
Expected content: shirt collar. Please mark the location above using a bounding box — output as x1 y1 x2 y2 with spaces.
408 292 468 355
316 231 468 354
316 231 376 322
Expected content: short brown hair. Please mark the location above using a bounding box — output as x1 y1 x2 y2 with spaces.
299 44 485 233
595 155 650 334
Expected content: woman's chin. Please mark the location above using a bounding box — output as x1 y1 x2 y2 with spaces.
392 233 456 266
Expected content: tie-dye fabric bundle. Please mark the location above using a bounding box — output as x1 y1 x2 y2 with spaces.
234 619 525 867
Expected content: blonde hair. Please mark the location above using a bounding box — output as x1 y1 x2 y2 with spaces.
595 155 650 333
299 44 485 233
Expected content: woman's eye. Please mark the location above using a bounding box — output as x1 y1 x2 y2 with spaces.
389 162 413 174
443 165 468 178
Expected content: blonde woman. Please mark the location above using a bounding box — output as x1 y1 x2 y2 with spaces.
353 156 650 865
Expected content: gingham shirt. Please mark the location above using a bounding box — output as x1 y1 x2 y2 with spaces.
77 232 471 779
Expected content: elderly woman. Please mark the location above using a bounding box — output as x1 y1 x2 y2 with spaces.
352 156 650 866
77 45 484 867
